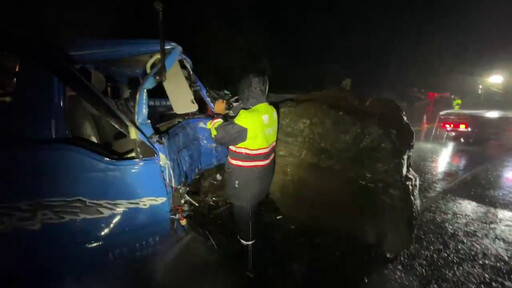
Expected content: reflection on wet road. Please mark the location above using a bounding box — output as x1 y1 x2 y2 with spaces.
412 140 512 211
448 156 512 211
367 141 512 287
368 195 512 287
411 142 490 205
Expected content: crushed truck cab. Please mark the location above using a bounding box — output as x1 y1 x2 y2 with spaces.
0 39 226 285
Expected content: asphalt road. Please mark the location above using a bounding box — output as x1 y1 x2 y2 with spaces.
365 141 512 287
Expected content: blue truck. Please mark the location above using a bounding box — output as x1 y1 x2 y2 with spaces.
0 39 227 286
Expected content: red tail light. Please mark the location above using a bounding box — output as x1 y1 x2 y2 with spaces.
458 123 469 130
442 122 454 130
441 122 470 131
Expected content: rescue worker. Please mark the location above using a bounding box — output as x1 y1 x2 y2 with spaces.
207 74 278 273
452 95 461 110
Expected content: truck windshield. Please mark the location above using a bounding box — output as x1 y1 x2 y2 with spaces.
64 85 156 160
1 51 156 160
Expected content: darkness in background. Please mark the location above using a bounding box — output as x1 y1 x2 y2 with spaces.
3 0 512 97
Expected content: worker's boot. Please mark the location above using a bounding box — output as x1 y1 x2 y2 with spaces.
239 236 255 278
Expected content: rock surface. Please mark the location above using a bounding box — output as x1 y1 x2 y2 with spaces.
270 89 420 253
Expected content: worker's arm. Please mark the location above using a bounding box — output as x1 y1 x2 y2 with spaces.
207 99 247 146
208 119 247 146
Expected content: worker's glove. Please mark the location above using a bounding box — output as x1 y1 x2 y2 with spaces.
214 100 227 115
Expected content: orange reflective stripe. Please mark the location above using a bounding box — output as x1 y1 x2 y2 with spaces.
228 153 275 167
208 118 224 138
209 118 223 128
229 142 276 155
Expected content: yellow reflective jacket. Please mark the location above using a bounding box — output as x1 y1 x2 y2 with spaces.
208 103 278 167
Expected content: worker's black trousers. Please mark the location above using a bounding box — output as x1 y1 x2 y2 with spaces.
233 204 256 242
225 161 274 242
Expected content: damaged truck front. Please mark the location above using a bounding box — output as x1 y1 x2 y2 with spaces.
0 39 226 286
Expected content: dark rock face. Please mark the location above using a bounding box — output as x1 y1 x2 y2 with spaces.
270 90 420 253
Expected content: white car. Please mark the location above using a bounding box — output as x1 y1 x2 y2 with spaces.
431 110 512 145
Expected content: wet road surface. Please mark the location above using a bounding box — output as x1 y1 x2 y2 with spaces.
158 141 512 287
365 141 512 287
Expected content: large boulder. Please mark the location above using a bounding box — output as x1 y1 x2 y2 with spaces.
270 89 420 253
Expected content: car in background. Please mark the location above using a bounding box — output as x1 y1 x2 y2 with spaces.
431 109 512 146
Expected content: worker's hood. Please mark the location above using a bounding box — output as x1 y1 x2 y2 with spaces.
238 74 269 108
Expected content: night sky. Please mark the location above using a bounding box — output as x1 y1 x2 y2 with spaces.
3 0 512 95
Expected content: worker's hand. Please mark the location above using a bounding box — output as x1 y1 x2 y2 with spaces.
214 100 227 115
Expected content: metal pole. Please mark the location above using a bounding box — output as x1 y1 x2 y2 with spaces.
154 0 166 82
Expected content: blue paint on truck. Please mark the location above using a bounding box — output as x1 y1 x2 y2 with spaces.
0 39 226 286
